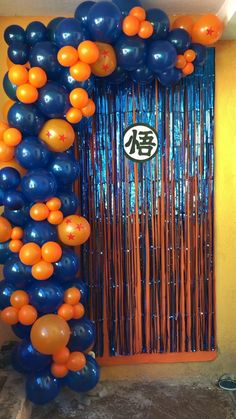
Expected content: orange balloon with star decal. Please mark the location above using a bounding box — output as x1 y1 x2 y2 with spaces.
57 215 91 246
91 42 117 77
191 14 223 45
39 119 75 152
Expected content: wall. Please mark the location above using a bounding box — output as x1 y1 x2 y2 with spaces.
0 16 236 381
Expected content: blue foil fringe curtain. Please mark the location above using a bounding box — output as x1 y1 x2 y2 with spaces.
77 48 215 358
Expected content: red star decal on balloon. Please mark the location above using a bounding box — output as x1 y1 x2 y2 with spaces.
102 50 109 57
206 27 214 36
102 64 109 72
59 134 66 142
46 131 52 138
65 218 72 224
67 233 75 240
75 223 84 231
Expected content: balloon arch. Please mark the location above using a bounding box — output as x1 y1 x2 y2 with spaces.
0 0 223 405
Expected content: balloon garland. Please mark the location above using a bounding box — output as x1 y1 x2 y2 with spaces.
0 0 223 405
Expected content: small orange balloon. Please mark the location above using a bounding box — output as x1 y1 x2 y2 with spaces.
46 197 61 211
51 363 68 378
11 226 23 240
191 14 224 45
70 61 91 82
81 99 96 118
78 41 100 64
47 210 64 225
0 216 12 243
41 241 62 263
70 88 89 109
123 15 140 36
19 242 42 266
3 128 22 146
91 42 117 77
66 108 83 124
58 303 74 321
2 100 14 123
28 67 47 88
39 119 75 153
32 260 54 281
0 141 14 162
172 16 195 34
67 352 86 372
16 83 39 104
10 290 29 309
64 287 81 306
18 304 38 325
182 62 194 76
0 120 9 140
53 347 70 364
175 55 187 69
8 65 28 86
1 306 18 325
58 215 91 246
30 203 50 221
138 21 154 39
184 49 196 63
57 46 79 67
9 239 23 253
73 303 85 320
0 159 26 175
130 6 146 22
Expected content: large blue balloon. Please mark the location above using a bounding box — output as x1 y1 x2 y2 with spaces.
60 67 94 94
57 191 79 216
3 255 34 288
37 82 70 118
167 29 191 54
190 43 207 66
21 169 57 202
112 0 142 17
4 25 26 45
55 18 85 48
106 66 127 85
88 1 122 43
29 41 62 81
146 9 170 40
26 21 47 46
68 317 95 352
8 42 29 64
8 102 45 136
26 371 60 405
4 205 30 227
28 281 64 314
49 154 79 185
130 66 154 85
147 41 177 73
0 280 16 310
3 190 25 211
15 137 51 170
115 35 147 71
3 72 17 100
12 323 31 339
75 1 95 27
66 355 100 392
0 241 11 264
23 220 57 246
0 167 21 190
63 279 88 305
53 248 80 283
47 17 65 43
157 67 182 86
12 340 51 374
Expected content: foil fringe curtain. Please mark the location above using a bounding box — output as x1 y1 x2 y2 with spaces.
78 48 215 358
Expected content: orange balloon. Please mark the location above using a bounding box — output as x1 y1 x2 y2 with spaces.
0 216 12 243
57 215 91 246
19 242 42 266
175 55 187 69
46 197 61 211
78 41 100 64
53 347 70 364
8 64 28 86
91 42 117 77
1 307 18 325
32 260 54 280
73 303 85 320
2 100 14 122
70 88 89 110
67 352 86 372
172 16 195 34
182 62 194 76
138 21 154 39
184 49 197 63
30 314 70 355
30 203 50 221
57 46 78 67
18 304 38 325
3 128 22 146
0 120 9 140
64 287 81 306
0 159 26 175
9 239 23 253
10 290 29 309
16 83 39 104
81 99 96 118
11 226 23 240
58 303 74 321
70 61 91 82
191 14 224 45
28 67 47 88
47 210 64 225
0 141 14 162
51 363 68 378
41 241 62 263
66 108 83 124
130 7 146 22
39 119 75 152
123 15 140 36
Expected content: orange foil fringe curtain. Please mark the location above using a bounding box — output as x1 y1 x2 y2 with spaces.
78 49 215 363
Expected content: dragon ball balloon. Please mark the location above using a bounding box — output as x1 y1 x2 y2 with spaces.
91 42 117 77
57 215 91 246
39 119 75 152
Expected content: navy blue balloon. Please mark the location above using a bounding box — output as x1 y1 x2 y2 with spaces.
15 137 51 170
8 102 45 136
26 371 60 405
60 67 94 94
63 279 88 305
4 205 30 227
68 317 95 352
0 167 21 190
3 190 25 210
130 66 154 84
157 67 182 86
190 43 207 66
49 154 79 185
55 18 85 48
28 281 64 314
146 9 170 40
66 355 100 392
57 191 79 216
167 29 191 54
37 82 70 118
21 169 57 202
12 340 51 374
0 241 11 264
8 42 29 64
47 17 65 43
4 25 26 45
106 66 127 84
12 323 31 339
0 280 16 310
29 41 62 81
112 0 142 17
26 21 47 46
3 255 33 288
115 35 147 71
24 220 57 246
0 188 3 206
53 248 80 283
3 72 17 100
88 1 122 43
75 1 95 26
148 41 177 73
